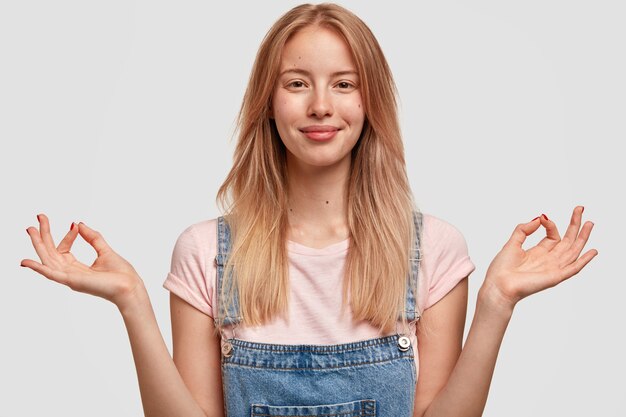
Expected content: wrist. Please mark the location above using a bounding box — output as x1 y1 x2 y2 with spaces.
477 283 516 319
116 279 151 318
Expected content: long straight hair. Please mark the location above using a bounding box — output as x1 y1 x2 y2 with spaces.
217 3 418 334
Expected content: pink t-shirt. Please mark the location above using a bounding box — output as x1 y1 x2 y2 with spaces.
163 213 475 375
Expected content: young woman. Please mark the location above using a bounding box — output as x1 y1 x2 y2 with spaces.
21 3 597 417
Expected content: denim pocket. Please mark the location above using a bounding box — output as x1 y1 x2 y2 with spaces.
251 399 377 416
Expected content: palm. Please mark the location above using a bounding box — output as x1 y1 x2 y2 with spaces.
484 207 597 307
21 214 141 306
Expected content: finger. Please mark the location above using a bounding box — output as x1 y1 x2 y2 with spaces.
537 214 561 250
57 222 79 253
20 258 70 286
561 221 595 267
37 213 58 253
560 206 584 248
506 217 543 248
25 225 52 264
77 222 113 256
558 248 598 282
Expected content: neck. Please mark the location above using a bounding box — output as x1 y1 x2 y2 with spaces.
285 154 351 245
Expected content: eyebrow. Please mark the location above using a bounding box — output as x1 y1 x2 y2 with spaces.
279 68 359 78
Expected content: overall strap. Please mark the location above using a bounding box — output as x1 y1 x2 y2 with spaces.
400 210 423 322
214 216 242 327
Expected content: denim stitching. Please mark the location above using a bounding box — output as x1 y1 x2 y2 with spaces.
223 355 415 371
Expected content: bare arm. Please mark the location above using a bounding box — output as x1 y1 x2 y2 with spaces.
414 285 512 417
21 214 218 417
412 207 597 417
119 287 223 417
412 278 468 417
168 292 224 417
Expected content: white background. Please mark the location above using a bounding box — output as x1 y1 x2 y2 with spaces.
2 1 624 416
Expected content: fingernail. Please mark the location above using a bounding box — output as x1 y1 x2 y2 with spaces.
532 216 540 221
20 264 25 267
582 206 585 213
36 214 40 222
70 222 74 231
25 228 29 234
542 214 549 221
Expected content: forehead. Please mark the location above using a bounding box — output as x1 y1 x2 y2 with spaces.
279 26 356 72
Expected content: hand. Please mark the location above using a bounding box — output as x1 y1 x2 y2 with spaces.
21 213 145 309
481 206 598 311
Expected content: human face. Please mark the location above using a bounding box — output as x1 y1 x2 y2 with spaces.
271 26 365 169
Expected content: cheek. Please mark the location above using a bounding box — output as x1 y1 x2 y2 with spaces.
272 95 297 125
340 97 365 126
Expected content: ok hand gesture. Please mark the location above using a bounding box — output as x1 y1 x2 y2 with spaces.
481 206 598 311
21 213 144 309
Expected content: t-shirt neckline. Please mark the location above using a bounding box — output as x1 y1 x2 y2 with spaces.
286 238 350 256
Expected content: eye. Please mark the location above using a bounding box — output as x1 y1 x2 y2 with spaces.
336 81 356 90
286 80 306 88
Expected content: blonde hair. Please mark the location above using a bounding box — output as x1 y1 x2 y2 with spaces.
217 3 418 334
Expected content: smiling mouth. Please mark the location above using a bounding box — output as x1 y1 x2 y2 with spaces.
300 125 338 131
300 128 339 141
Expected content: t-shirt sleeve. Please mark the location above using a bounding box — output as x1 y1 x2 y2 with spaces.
162 220 217 318
419 214 476 311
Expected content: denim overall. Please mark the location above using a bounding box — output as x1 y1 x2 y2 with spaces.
214 212 423 417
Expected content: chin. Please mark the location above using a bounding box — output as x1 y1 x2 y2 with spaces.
302 155 351 168
286 147 352 169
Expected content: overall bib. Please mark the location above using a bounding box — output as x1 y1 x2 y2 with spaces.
214 212 423 417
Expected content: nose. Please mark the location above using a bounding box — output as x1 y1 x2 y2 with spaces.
307 88 333 119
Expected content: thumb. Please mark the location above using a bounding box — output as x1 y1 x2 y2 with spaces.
77 222 113 256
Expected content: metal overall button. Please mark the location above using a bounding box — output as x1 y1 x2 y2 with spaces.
221 341 233 357
397 335 411 352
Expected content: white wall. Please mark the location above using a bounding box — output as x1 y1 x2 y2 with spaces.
2 1 623 416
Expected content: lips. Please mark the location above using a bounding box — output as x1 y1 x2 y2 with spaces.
299 125 339 141
300 125 339 133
